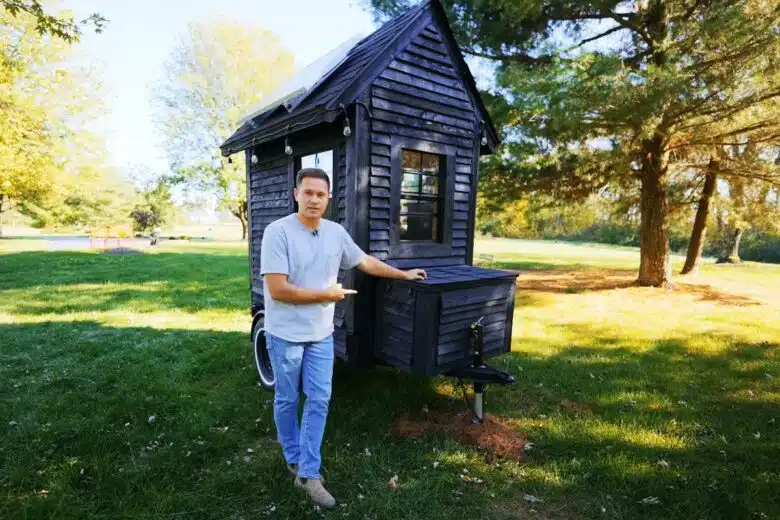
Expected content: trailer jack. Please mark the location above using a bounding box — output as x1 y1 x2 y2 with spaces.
444 317 515 423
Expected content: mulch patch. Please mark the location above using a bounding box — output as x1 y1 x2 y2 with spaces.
395 411 527 460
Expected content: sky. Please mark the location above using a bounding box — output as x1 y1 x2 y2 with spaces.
68 0 379 176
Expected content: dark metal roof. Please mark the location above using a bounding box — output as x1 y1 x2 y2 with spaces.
219 0 499 156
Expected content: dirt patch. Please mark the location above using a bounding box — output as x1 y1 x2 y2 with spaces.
515 268 636 294
396 412 527 460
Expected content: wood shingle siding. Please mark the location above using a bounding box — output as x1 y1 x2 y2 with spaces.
368 24 476 269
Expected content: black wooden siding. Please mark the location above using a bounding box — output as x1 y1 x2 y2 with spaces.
334 142 349 359
375 281 416 367
249 151 289 311
368 23 477 268
436 284 511 367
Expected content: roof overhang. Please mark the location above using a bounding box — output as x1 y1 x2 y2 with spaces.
219 106 341 156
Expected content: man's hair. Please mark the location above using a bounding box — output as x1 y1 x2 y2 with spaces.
296 168 330 190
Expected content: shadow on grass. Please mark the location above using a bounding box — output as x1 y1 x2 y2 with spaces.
506 264 765 305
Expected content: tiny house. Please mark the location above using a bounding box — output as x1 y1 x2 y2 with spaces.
220 0 518 418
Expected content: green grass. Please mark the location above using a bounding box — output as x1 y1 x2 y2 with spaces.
1 238 778 519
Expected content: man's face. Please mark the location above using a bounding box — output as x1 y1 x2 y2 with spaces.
294 176 329 220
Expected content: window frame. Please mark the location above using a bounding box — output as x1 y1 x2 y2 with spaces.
399 149 444 242
389 136 455 259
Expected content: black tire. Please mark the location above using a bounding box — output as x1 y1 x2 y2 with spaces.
252 313 275 390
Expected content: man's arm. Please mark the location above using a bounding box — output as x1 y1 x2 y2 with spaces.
265 274 356 304
357 255 426 281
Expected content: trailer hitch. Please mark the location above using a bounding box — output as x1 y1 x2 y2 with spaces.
444 316 515 424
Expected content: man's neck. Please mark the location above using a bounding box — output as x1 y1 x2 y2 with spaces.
296 212 320 231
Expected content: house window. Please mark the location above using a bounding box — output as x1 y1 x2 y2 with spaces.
296 149 336 220
400 149 443 241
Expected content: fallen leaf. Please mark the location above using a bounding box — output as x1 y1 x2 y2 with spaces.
657 459 670 468
639 496 660 505
388 474 399 490
524 494 542 504
247 448 254 454
37 489 49 498
357 494 365 500
148 415 156 424
363 448 372 457
754 432 761 439
432 461 440 469
524 442 534 451
460 474 484 484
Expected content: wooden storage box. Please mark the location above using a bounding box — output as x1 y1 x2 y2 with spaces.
374 265 518 376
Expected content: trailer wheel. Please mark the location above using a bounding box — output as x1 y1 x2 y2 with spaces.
252 313 275 390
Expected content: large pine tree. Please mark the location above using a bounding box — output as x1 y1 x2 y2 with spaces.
371 0 780 286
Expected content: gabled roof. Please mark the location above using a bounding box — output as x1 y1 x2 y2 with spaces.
219 0 499 156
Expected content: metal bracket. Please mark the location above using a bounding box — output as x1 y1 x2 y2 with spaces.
444 317 515 423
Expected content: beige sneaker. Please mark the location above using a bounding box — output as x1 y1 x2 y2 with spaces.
295 476 336 509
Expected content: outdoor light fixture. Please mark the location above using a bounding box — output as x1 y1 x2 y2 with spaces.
340 104 351 136
228 156 233 164
480 120 488 146
251 153 258 164
284 136 293 156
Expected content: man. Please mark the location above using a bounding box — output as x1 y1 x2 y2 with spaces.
260 168 426 509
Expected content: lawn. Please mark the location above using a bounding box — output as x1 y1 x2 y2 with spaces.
1 238 778 519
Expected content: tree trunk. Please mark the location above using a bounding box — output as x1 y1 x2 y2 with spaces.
681 158 718 275
638 136 672 287
239 214 247 240
718 227 744 264
231 200 249 240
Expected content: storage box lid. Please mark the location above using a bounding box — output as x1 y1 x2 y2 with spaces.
409 265 518 287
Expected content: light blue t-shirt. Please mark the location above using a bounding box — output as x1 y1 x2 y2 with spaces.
260 214 366 343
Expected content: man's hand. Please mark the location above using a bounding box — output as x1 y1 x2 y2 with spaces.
404 269 427 281
323 283 358 302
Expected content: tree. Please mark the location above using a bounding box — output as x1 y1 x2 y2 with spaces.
153 21 295 240
371 0 780 286
1 0 106 42
1 5 114 233
129 179 174 234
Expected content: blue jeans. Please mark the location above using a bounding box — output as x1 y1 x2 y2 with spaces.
265 332 334 479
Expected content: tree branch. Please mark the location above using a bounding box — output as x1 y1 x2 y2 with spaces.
604 11 653 46
462 47 554 66
547 11 637 22
567 25 628 51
